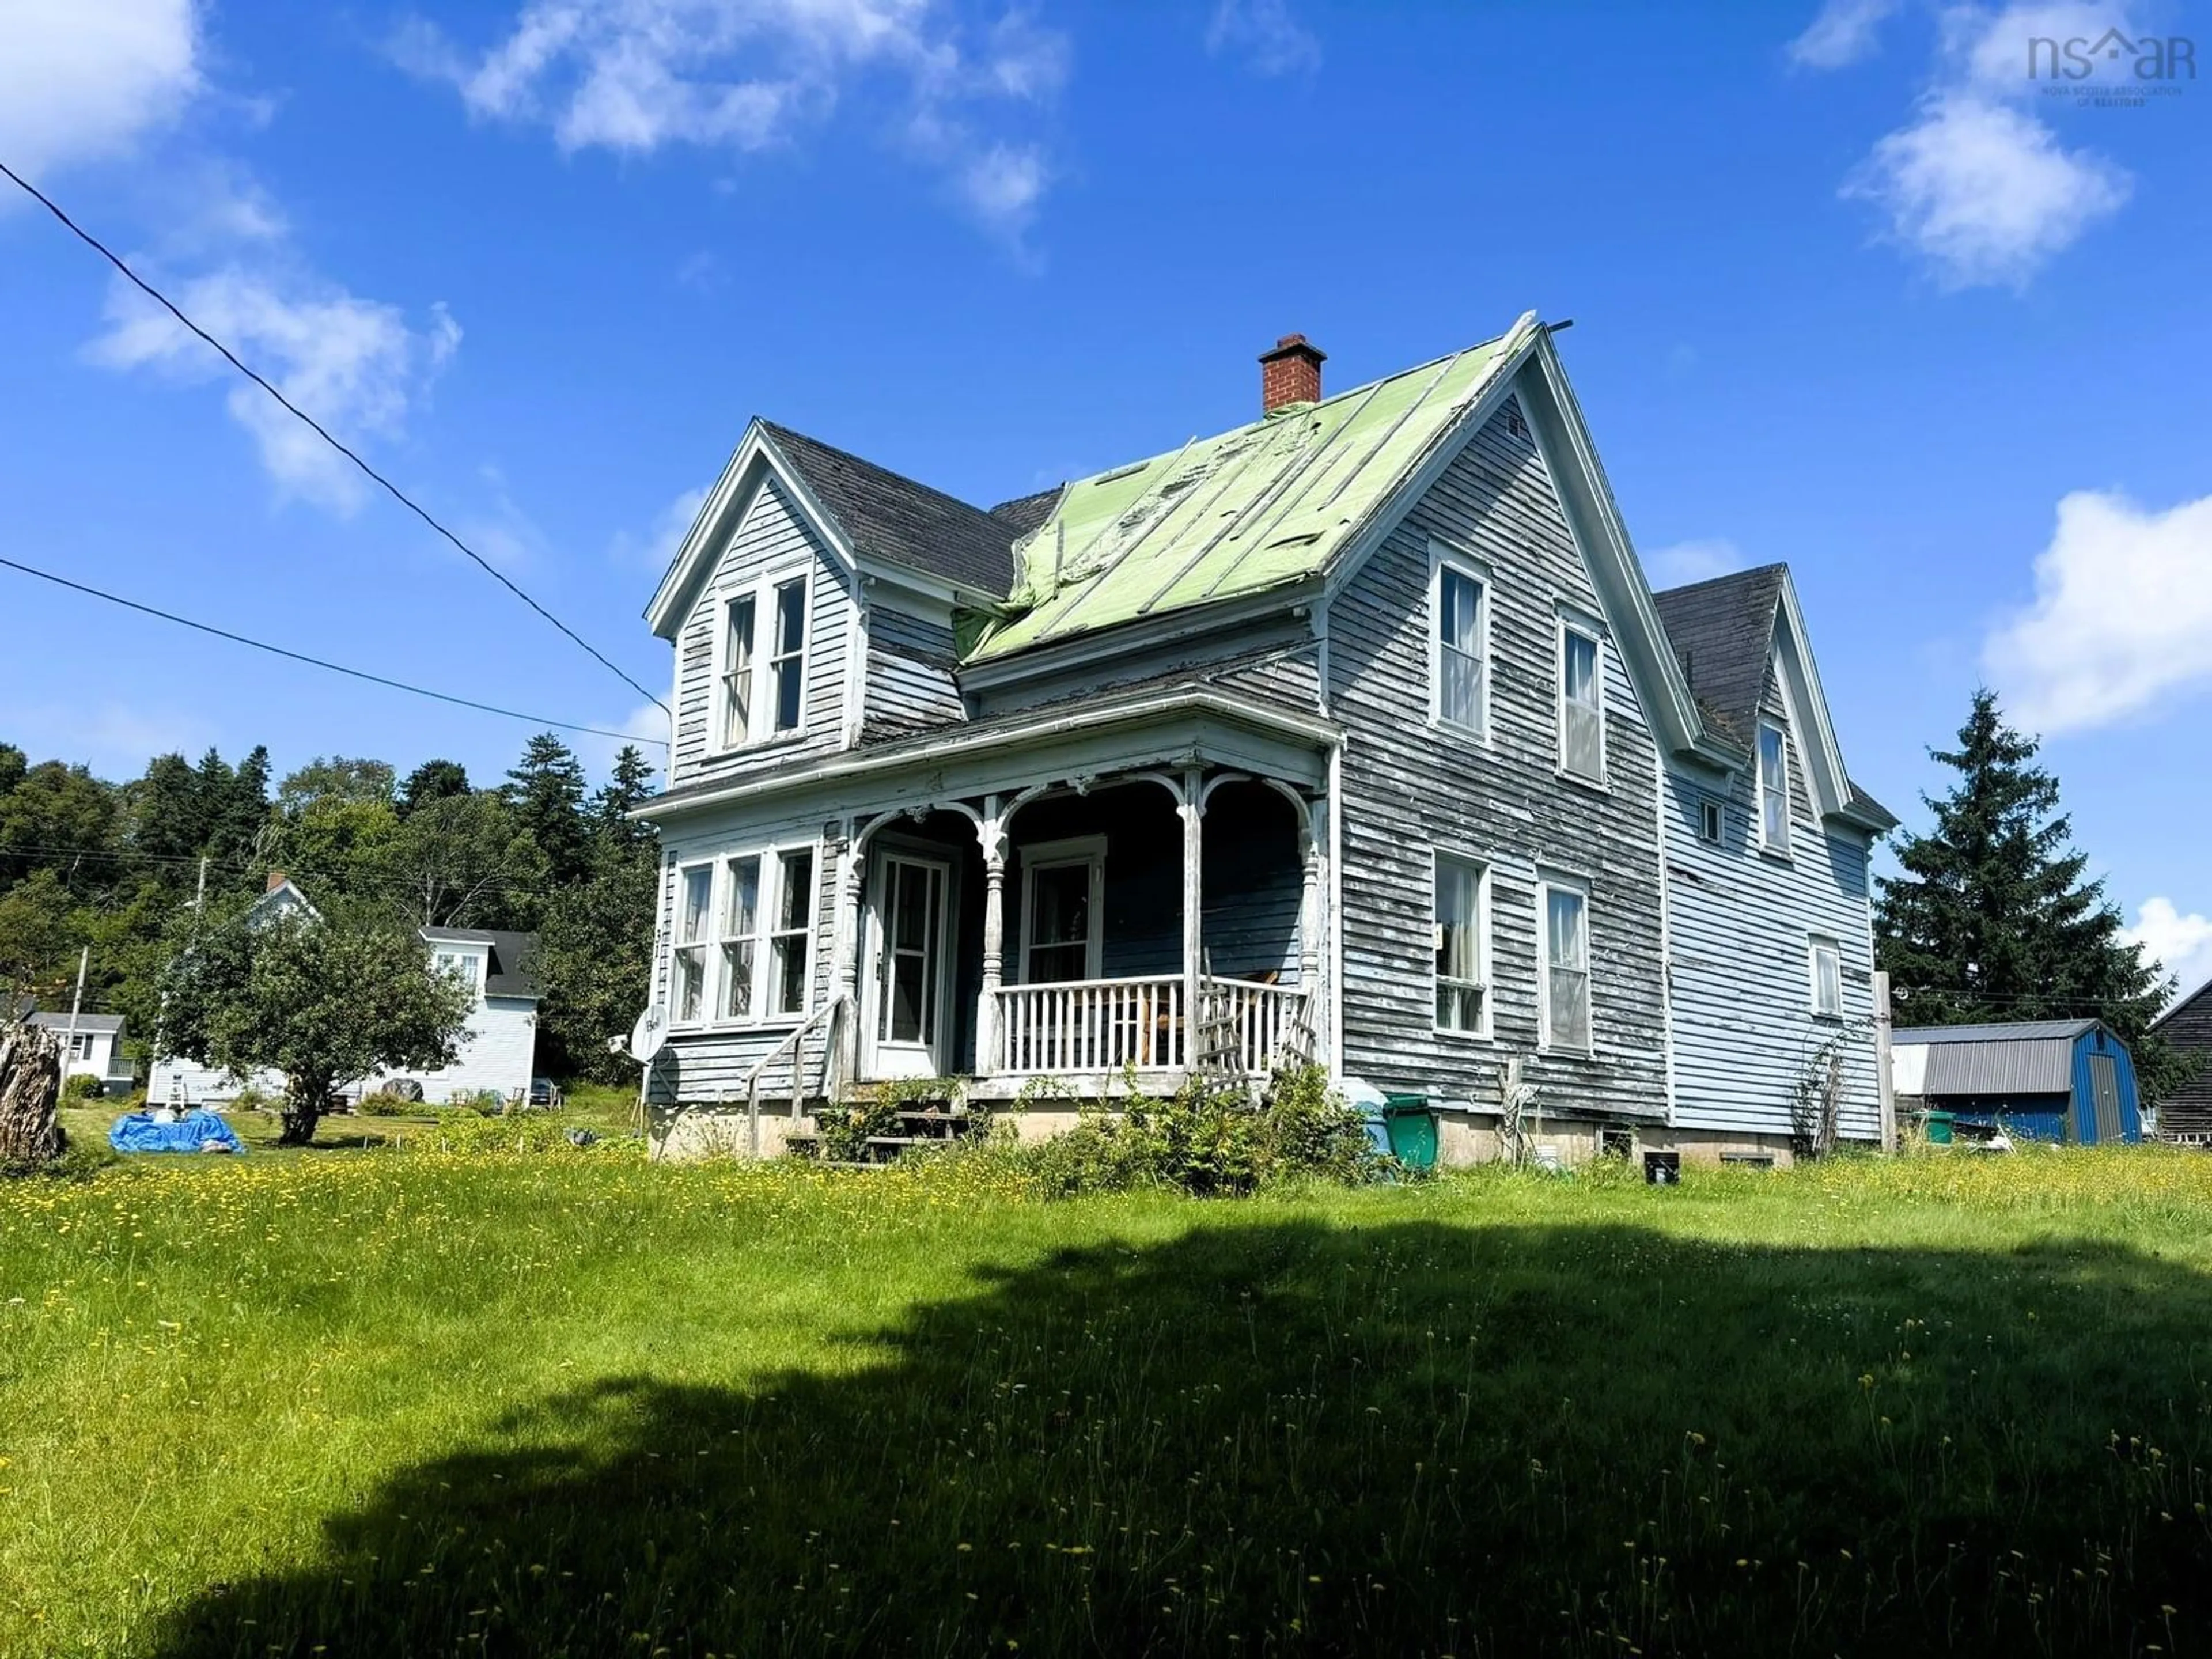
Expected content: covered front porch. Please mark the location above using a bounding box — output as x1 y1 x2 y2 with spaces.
842 762 1328 1094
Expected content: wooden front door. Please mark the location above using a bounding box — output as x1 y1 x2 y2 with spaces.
866 851 952 1080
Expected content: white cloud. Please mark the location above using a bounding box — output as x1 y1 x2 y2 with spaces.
2125 897 2212 1003
1788 0 1904 68
396 1 1066 235
1981 488 2212 733
0 0 200 181
612 483 711 571
1645 538 1747 590
1843 90 2128 288
1206 0 1321 76
1806 2 2138 287
575 700 673 781
88 268 463 512
0 700 215 775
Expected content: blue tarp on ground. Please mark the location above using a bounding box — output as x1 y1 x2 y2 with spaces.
109 1109 244 1154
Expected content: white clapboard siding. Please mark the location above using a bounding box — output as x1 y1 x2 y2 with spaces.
671 476 857 789
862 605 965 742
1328 397 1669 1119
1664 763 1881 1141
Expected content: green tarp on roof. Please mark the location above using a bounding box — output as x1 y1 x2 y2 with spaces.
967 314 1537 662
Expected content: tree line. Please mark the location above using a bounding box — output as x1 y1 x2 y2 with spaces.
0 733 659 1087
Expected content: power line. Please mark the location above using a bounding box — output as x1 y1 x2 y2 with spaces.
0 555 666 747
0 158 669 718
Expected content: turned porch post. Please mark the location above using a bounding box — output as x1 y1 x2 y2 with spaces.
1300 794 1327 1064
1180 765 1205 1069
976 796 1007 1076
835 827 869 1090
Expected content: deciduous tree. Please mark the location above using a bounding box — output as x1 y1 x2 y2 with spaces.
157 907 475 1145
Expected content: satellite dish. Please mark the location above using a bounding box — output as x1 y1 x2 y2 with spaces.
627 1005 668 1065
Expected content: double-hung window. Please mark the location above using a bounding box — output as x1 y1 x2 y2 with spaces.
716 855 762 1021
768 577 806 736
1809 935 1843 1019
673 865 714 1022
1431 545 1488 737
1539 878 1592 1052
1559 624 1605 782
718 594 756 749
673 847 815 1024
1758 719 1791 853
1020 837 1105 984
1434 854 1488 1033
768 848 815 1015
714 573 808 751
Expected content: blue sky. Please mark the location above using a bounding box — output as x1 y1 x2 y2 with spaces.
3 1 2209 988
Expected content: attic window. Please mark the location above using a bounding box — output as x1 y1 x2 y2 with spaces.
1758 721 1791 854
1699 800 1722 844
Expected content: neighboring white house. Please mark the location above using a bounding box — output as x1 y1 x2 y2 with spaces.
146 876 543 1108
26 1011 137 1097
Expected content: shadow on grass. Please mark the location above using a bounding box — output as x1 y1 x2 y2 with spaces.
147 1218 2212 1657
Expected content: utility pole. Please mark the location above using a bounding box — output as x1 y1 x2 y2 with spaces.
61 946 88 1087
1872 969 1897 1153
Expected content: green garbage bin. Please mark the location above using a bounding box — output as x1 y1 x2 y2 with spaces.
1381 1093 1438 1169
1923 1109 1954 1146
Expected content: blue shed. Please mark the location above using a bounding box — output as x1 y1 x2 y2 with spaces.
1890 1019 2142 1145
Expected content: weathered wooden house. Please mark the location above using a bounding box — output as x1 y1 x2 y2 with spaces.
2149 978 2212 1144
635 317 1892 1163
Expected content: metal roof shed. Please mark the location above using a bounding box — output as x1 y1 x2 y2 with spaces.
1889 1019 2142 1144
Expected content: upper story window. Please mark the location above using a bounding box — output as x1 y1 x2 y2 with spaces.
1434 853 1489 1035
1698 798 1724 844
1430 543 1489 738
714 571 809 752
1539 878 1592 1052
1559 624 1605 782
1809 935 1843 1018
432 949 480 993
1758 719 1791 854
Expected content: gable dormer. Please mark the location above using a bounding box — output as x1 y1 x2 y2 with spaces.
646 422 1018 790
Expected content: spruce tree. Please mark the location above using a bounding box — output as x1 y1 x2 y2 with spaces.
1875 689 2186 1100
505 734 590 888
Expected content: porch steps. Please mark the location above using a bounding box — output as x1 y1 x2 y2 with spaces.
786 1097 975 1166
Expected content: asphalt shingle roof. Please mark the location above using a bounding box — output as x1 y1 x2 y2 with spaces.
761 421 1018 597
1650 565 1789 751
422 928 542 999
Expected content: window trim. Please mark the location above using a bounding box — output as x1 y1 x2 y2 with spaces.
1427 538 1492 743
1757 718 1792 857
1432 851 1494 1039
1808 933 1844 1020
1556 616 1608 786
708 563 812 757
714 851 765 1023
1017 834 1107 984
666 838 821 1029
1535 872 1593 1055
671 860 718 1027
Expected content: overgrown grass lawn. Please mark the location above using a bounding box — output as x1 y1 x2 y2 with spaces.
6 1146 2212 1656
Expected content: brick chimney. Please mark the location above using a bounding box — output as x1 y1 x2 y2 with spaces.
266 870 289 894
1260 333 1325 412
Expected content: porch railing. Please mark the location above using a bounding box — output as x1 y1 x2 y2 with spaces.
1201 977 1313 1074
996 976 1185 1074
991 975 1313 1076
